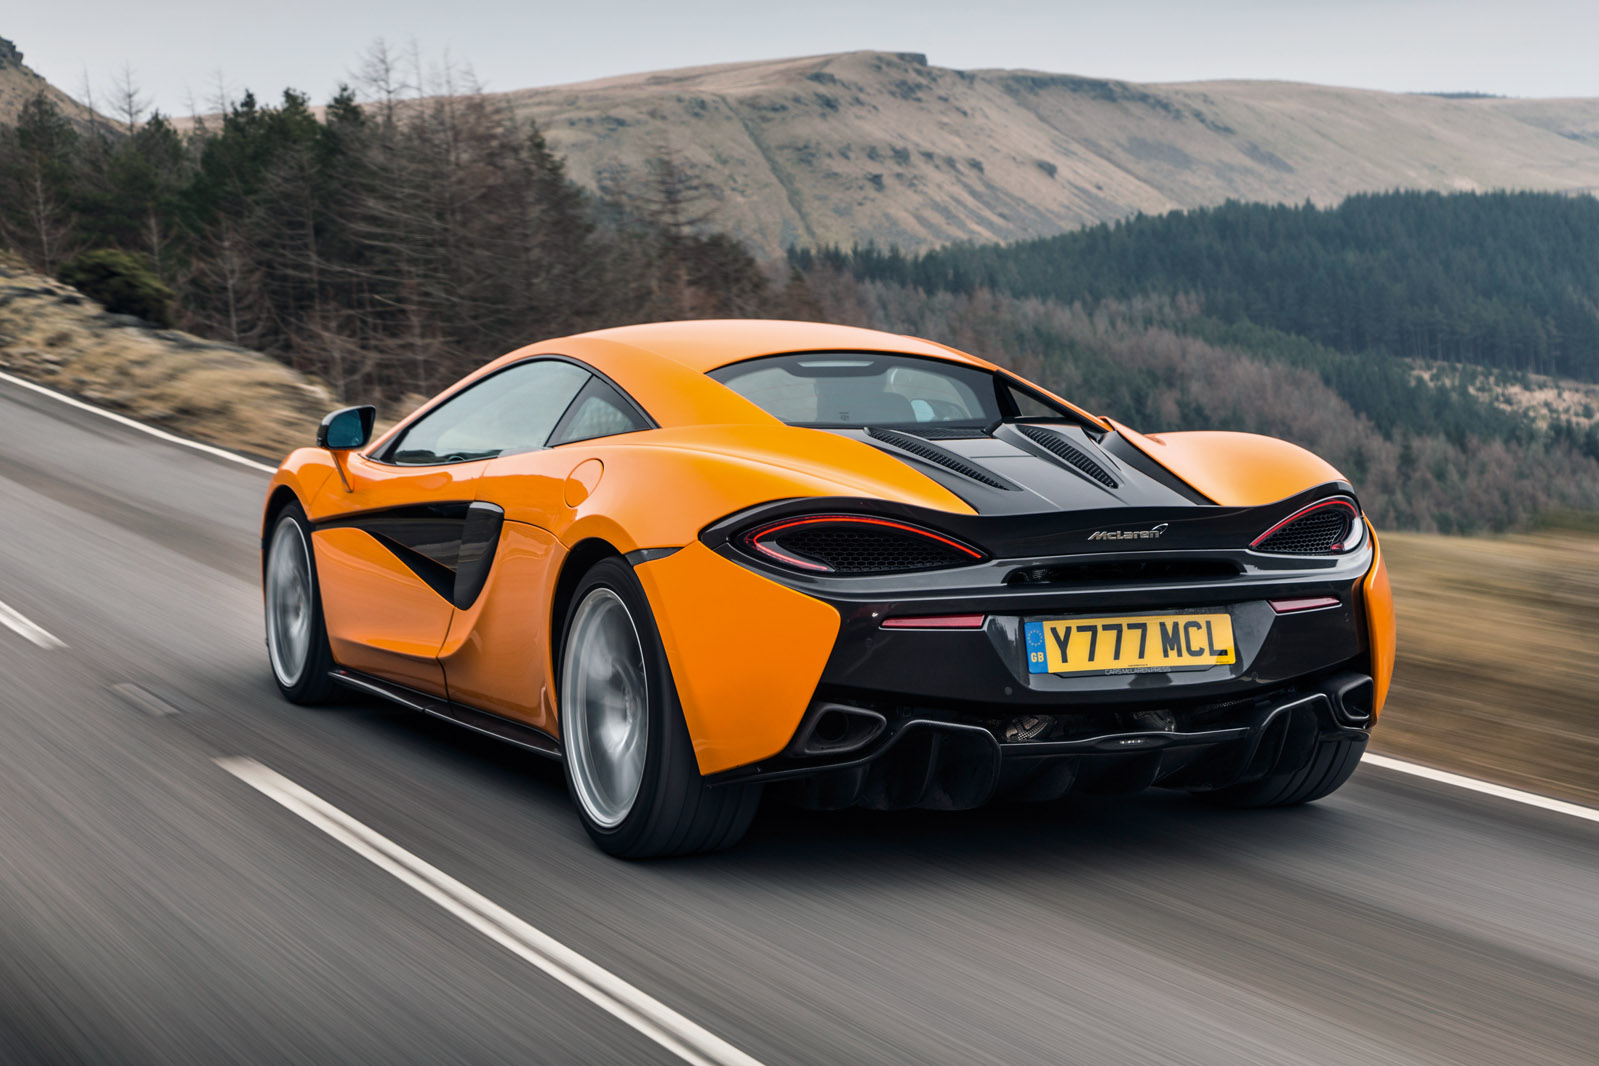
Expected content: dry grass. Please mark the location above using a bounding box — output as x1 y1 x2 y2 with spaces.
0 259 332 461
1374 529 1599 805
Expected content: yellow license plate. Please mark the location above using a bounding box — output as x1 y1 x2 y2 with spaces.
1024 612 1236 674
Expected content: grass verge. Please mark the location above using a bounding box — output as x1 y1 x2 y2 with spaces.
1374 530 1599 806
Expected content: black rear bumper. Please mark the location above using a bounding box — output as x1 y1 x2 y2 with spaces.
707 671 1373 810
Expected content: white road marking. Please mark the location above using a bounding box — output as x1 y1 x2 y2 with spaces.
110 682 179 716
0 597 66 649
214 757 767 1066
0 370 277 474
1362 753 1598 824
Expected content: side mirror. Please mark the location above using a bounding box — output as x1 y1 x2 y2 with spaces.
316 406 376 451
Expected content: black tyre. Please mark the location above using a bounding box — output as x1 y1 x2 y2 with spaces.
559 557 760 858
263 502 339 704
1196 734 1367 808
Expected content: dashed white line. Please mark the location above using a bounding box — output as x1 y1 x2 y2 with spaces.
214 757 767 1066
110 682 180 717
1362 753 1598 824
0 597 66 649
0 370 276 474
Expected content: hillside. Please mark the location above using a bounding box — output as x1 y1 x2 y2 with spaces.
494 50 1599 254
0 36 98 129
0 255 331 459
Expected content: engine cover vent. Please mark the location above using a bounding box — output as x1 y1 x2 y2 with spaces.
1015 424 1119 488
866 426 1017 490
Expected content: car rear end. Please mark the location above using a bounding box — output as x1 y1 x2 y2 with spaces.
698 484 1384 810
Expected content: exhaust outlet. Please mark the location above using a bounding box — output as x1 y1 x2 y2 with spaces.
785 703 888 758
1322 672 1374 726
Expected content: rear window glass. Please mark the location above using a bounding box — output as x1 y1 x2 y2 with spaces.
710 353 1003 428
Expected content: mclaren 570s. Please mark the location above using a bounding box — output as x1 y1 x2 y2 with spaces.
261 320 1396 857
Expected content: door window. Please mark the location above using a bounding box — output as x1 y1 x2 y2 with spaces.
387 360 590 465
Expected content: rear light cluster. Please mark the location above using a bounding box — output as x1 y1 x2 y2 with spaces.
1251 498 1366 555
742 515 986 575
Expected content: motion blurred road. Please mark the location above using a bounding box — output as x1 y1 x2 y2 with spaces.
0 378 1595 1065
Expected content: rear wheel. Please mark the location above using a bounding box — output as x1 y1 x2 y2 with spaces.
559 557 760 858
264 503 338 704
1196 735 1366 808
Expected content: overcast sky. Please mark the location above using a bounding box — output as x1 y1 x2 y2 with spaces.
10 0 1597 116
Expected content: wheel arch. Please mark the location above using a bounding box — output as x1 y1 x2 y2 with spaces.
549 536 629 693
261 484 303 581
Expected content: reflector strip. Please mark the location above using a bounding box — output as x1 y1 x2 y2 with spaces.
748 540 831 571
1270 596 1341 613
880 614 988 630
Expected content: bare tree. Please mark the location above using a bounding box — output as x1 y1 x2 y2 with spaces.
110 64 150 134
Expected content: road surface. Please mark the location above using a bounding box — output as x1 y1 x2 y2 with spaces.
0 378 1594 1065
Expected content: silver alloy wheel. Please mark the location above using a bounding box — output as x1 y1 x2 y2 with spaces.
265 517 314 687
561 587 650 829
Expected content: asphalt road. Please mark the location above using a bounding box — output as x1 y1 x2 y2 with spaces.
0 378 1595 1066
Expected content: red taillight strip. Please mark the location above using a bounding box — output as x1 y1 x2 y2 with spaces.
881 614 988 630
750 514 985 559
1270 596 1341 614
1249 498 1360 550
748 540 832 571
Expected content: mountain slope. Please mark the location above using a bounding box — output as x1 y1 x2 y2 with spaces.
0 36 98 129
493 50 1599 255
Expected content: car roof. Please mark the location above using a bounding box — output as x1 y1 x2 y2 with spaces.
380 318 1101 443
557 319 997 374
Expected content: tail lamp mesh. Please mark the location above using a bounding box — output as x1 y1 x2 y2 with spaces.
745 516 984 574
1252 501 1358 554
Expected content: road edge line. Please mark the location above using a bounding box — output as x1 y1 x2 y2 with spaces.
214 757 766 1066
1361 753 1598 824
0 370 277 474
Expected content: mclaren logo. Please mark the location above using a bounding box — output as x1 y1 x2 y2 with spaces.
1088 522 1169 542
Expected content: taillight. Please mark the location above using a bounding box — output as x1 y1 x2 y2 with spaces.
742 514 986 574
1251 498 1365 555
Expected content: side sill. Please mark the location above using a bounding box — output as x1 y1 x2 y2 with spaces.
329 668 562 760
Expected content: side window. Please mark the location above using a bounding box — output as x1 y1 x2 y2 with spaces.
549 377 650 446
1004 380 1072 420
388 360 590 465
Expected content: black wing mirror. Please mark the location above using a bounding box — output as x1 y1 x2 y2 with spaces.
317 406 376 451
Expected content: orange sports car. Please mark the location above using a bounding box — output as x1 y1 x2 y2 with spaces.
261 320 1395 857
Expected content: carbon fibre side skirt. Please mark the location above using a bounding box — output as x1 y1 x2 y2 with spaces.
329 668 562 761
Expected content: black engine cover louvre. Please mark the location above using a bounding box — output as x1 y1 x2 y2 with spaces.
1014 424 1119 488
866 426 1018 490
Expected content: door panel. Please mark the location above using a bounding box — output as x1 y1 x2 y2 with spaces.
436 446 578 729
437 522 563 732
315 526 456 692
309 454 491 695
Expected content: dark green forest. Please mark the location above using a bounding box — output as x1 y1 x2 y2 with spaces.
799 192 1599 381
0 52 772 401
5 63 1599 533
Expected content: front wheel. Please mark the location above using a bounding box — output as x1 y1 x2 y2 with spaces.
264 503 338 704
559 557 759 858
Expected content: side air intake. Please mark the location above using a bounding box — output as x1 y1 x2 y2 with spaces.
866 426 1017 490
1015 424 1118 488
